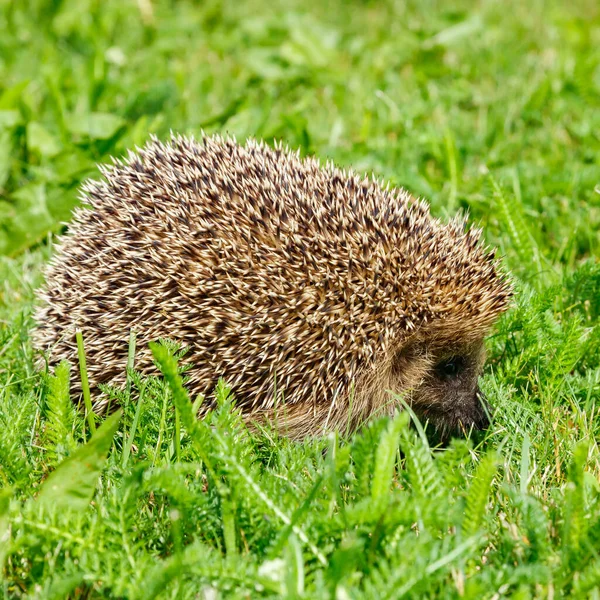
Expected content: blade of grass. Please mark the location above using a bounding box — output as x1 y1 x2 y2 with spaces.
75 330 96 434
122 383 146 469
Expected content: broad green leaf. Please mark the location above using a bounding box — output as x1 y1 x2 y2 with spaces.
27 121 62 158
37 410 122 513
283 534 305 598
68 111 126 140
0 183 54 256
0 81 30 109
125 80 178 119
0 110 21 129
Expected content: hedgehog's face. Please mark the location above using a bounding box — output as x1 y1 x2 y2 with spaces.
391 339 491 439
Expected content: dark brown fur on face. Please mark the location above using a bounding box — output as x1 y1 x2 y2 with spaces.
34 135 512 441
395 339 490 438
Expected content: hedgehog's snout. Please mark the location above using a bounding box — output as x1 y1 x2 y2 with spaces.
411 385 492 446
457 386 492 432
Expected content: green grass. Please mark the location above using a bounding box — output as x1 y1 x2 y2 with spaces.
1 0 600 597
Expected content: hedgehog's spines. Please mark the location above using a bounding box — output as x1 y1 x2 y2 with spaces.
35 133 512 435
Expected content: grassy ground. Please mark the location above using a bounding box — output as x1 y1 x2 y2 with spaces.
1 0 600 597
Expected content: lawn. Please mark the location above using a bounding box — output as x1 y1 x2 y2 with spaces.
1 0 600 597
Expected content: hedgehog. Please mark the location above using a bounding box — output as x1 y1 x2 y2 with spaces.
34 134 512 440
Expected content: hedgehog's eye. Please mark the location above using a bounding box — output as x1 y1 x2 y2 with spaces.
435 356 465 380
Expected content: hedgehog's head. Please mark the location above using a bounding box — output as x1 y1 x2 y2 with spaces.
375 253 512 441
358 223 512 440
388 334 491 440
377 218 513 441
